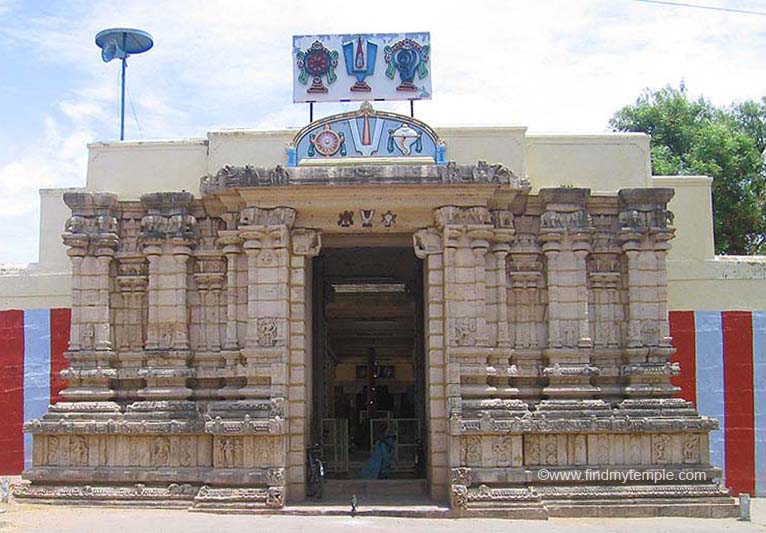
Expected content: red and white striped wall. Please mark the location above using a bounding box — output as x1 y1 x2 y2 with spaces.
0 309 70 475
0 308 764 496
670 310 766 497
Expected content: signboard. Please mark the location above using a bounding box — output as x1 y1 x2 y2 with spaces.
292 32 431 103
287 102 446 166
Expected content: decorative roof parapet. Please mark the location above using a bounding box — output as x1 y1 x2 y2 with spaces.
200 161 530 195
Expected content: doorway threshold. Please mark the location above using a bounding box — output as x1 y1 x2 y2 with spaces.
289 479 449 517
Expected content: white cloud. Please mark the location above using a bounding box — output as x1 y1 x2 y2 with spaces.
0 112 88 262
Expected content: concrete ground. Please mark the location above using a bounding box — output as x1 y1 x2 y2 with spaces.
0 499 765 532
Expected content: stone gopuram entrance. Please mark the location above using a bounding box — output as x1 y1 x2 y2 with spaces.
16 107 738 517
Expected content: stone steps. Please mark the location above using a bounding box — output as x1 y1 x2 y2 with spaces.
294 479 446 516
281 503 451 518
214 479 451 518
323 479 427 499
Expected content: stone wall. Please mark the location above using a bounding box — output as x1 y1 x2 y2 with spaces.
15 168 737 517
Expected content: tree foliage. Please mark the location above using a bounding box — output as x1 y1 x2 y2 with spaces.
609 85 766 255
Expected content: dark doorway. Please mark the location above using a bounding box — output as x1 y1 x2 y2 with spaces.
311 247 426 480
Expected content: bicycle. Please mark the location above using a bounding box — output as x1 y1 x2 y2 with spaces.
306 442 325 499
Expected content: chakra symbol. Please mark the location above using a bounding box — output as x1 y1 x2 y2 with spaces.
338 210 354 227
381 210 397 228
309 124 346 157
296 40 339 94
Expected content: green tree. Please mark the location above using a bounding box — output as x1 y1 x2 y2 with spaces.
609 85 766 255
732 97 766 154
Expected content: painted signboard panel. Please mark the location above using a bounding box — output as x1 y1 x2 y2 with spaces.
288 102 445 166
292 32 431 103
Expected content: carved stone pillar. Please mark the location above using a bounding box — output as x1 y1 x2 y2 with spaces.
94 255 113 350
538 188 599 403
492 242 511 348
193 260 225 355
508 216 545 405
58 192 120 405
110 260 148 403
588 215 623 404
172 242 192 351
189 260 226 403
68 254 83 352
137 192 196 403
216 226 244 400
618 188 678 399
285 227 321 502
437 207 494 405
143 247 161 350
414 226 450 500
487 209 516 399
238 207 296 401
219 229 242 352
116 260 148 353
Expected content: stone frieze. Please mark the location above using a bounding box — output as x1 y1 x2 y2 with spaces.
458 415 719 434
200 161 530 194
14 482 198 501
204 416 284 435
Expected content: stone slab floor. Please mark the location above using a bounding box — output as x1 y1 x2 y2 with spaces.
0 500 765 533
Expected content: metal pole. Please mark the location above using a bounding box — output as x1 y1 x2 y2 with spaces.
120 57 126 141
120 32 127 141
410 99 414 118
310 102 314 122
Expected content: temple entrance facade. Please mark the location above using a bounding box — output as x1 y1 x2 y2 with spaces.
15 107 739 517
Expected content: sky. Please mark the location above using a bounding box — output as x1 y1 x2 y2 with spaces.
1 0 766 265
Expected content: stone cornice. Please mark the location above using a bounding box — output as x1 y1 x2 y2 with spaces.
455 415 719 435
200 161 530 195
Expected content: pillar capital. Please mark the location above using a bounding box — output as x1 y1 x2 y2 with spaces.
239 206 296 228
413 228 444 258
62 192 121 256
240 225 290 250
291 228 321 257
618 187 676 247
434 206 492 229
218 229 243 254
